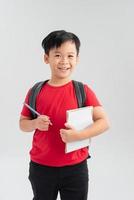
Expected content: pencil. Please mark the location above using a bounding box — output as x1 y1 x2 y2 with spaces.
23 102 41 116
23 102 52 125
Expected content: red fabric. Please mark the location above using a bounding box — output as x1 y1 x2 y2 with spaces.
21 81 101 167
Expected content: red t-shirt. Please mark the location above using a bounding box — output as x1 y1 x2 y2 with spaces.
21 81 101 167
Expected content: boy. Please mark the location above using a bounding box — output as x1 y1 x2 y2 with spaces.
19 30 109 200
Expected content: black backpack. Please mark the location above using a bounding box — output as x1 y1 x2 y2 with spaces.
28 80 90 157
29 80 86 119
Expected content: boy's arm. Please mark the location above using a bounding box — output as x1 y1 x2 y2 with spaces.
19 115 52 132
19 116 37 132
60 106 110 143
78 106 110 140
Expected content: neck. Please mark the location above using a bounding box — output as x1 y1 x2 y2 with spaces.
48 78 71 86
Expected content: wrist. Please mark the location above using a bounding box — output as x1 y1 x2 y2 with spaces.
77 130 87 140
32 119 38 130
75 130 83 141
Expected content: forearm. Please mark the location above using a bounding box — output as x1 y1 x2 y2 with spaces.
78 118 110 140
19 119 36 132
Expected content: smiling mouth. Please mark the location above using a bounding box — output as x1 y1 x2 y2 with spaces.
58 67 70 70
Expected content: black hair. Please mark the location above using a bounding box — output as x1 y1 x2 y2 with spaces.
41 30 80 55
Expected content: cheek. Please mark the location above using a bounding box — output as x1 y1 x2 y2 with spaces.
72 60 77 66
49 59 57 66
51 59 60 65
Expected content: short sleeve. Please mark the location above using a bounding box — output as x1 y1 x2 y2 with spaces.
20 89 32 117
84 84 102 107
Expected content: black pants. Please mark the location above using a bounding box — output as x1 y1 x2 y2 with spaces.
29 160 89 200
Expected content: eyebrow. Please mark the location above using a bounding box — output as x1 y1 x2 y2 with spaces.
54 51 76 54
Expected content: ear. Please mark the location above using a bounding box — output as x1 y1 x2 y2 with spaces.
76 55 79 64
44 54 49 64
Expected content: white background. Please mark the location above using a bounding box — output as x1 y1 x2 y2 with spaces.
0 0 134 199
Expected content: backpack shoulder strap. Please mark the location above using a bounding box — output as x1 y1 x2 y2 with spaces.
28 80 86 118
29 80 49 118
72 80 86 108
73 80 90 155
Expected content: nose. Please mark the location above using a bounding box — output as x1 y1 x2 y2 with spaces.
60 56 68 64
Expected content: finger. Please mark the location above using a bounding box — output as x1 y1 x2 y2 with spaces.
41 117 52 125
39 121 49 126
60 129 63 135
60 129 67 134
60 133 66 143
38 115 49 120
41 117 50 122
40 125 49 131
64 123 74 129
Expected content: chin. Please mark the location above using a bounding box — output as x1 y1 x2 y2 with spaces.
60 74 71 79
58 73 71 79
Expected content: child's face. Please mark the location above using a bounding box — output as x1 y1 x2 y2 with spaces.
44 41 79 83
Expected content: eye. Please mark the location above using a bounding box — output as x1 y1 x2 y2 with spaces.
55 54 61 57
68 55 74 58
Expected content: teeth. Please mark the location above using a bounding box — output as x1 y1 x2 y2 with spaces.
59 68 68 70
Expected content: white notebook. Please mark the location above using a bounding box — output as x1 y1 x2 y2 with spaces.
65 106 93 153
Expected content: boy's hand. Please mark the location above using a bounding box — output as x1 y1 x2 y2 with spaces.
60 123 79 143
34 115 52 131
